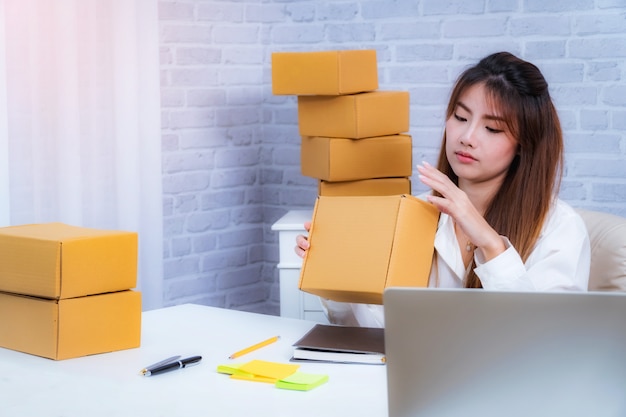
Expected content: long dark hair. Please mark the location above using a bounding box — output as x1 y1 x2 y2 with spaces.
436 52 563 288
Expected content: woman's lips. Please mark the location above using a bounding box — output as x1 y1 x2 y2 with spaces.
455 151 477 163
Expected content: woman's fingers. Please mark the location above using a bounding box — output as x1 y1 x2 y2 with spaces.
425 193 453 216
294 245 306 258
294 234 308 258
294 221 312 259
417 162 457 199
418 162 486 239
417 162 468 216
296 234 309 249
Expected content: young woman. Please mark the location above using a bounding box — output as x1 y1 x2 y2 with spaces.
295 52 591 327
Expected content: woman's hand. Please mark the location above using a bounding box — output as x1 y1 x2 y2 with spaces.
417 162 506 261
294 221 312 259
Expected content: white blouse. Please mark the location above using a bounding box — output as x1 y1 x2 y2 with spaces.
320 198 591 328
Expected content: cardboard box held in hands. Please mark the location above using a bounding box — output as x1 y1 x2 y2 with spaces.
298 194 440 305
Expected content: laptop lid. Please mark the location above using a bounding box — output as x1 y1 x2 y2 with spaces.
383 288 626 417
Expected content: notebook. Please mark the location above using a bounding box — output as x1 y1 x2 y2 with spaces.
291 324 385 365
383 288 626 417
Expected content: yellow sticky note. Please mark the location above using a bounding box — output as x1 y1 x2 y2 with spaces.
237 360 300 382
275 372 329 391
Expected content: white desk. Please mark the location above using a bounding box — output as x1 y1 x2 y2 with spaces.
0 304 387 416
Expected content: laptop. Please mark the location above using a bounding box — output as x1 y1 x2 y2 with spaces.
383 288 626 417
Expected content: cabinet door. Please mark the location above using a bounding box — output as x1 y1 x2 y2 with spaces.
278 268 304 319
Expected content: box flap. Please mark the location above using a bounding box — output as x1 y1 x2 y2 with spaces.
386 195 440 287
318 178 411 197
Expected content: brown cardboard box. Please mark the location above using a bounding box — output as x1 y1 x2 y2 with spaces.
299 194 439 305
0 223 138 299
0 290 142 360
298 91 409 139
301 134 412 181
319 178 411 196
271 49 378 95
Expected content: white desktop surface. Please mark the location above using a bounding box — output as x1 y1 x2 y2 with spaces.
0 304 387 416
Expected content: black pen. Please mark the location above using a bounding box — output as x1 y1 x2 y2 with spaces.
141 356 202 377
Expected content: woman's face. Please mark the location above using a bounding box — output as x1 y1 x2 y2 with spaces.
445 82 519 192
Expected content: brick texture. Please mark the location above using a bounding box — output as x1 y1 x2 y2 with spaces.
159 0 626 314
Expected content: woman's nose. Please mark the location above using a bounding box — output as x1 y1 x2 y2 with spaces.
459 124 477 147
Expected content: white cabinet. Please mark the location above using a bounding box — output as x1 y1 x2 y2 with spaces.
271 210 328 323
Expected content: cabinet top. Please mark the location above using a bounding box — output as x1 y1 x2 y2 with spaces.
271 210 313 230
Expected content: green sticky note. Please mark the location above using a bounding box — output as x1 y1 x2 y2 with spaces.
217 363 244 375
275 372 329 391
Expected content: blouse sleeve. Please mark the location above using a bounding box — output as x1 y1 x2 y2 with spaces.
319 298 360 326
474 201 590 291
319 299 385 328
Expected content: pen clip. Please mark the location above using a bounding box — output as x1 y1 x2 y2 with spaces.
143 355 181 372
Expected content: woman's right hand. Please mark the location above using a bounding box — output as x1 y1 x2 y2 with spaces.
294 221 312 259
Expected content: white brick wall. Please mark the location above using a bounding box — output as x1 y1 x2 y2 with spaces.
160 0 626 313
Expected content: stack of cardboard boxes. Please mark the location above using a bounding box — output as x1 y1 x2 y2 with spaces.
272 50 440 305
0 223 141 360
272 49 412 197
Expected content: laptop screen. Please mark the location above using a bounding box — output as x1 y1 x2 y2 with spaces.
383 288 626 417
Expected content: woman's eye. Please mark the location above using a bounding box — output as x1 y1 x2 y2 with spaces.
454 113 467 122
486 126 504 133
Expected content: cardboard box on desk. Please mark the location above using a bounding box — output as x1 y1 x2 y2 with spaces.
301 134 413 182
0 223 137 299
319 178 411 196
272 49 378 95
0 290 141 360
298 195 440 305
298 91 409 139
